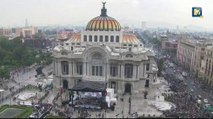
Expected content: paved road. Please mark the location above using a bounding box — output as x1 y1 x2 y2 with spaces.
164 60 213 106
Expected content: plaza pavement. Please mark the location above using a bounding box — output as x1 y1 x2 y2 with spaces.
0 63 53 106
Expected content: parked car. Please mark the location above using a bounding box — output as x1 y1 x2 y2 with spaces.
205 103 211 108
204 99 208 103
197 99 202 104
182 72 188 77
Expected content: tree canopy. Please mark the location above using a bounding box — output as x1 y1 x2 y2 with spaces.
0 36 53 79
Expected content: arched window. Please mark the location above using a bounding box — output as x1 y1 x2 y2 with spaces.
89 35 92 42
116 36 119 43
100 35 103 42
125 64 133 78
91 53 103 76
94 35 98 42
110 36 114 42
105 36 109 42
92 53 102 60
61 61 69 75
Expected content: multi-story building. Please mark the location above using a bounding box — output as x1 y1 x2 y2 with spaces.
0 26 38 38
177 40 196 71
201 46 213 86
194 41 212 77
53 3 158 95
161 40 178 51
22 26 38 38
0 28 12 37
177 39 212 77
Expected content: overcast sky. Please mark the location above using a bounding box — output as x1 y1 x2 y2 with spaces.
0 0 213 31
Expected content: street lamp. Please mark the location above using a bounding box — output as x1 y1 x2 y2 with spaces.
59 75 63 105
104 76 107 117
128 95 131 115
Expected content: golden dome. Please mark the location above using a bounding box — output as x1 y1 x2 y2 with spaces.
86 2 121 31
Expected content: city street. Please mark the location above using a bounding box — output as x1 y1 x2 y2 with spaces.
164 61 213 105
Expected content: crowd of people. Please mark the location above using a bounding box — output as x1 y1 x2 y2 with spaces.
163 64 212 118
163 92 211 118
164 73 186 93
0 84 35 104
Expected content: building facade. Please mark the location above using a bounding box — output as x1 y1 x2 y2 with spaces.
177 39 213 78
161 40 178 51
53 3 158 95
201 46 213 86
0 28 12 37
177 40 196 71
21 26 38 38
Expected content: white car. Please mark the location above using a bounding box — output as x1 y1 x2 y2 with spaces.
204 99 208 103
197 99 201 104
205 103 211 107
182 72 188 77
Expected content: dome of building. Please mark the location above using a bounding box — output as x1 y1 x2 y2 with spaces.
86 2 121 31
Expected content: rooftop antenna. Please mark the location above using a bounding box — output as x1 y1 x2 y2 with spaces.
25 19 29 27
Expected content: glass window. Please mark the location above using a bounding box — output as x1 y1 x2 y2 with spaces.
92 65 103 76
76 62 83 75
105 36 109 42
92 66 95 75
146 63 150 71
61 61 69 75
125 64 133 78
84 35 87 42
116 36 119 42
100 66 103 76
110 64 118 77
110 36 114 42
100 35 103 42
89 35 92 42
96 66 99 75
94 35 98 42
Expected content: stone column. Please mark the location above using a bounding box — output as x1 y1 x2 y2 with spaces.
121 64 124 79
69 61 72 76
137 65 140 80
107 63 110 79
73 61 75 75
143 63 146 77
57 61 61 76
83 62 86 76
133 65 137 79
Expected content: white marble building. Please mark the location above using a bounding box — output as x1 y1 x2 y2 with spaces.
52 3 158 95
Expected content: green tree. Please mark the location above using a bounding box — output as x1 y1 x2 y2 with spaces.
0 36 53 78
0 66 10 80
157 58 164 77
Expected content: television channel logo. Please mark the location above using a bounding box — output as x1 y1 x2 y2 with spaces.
192 7 202 18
